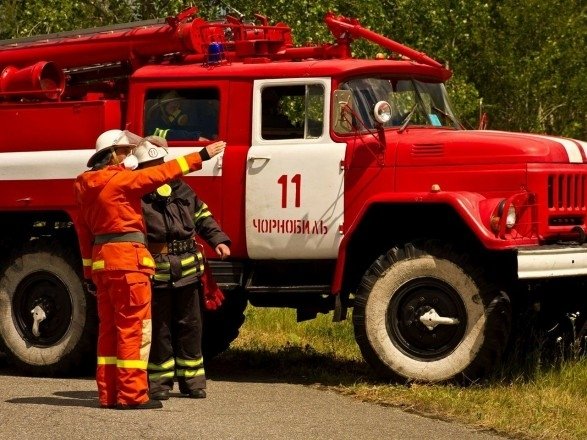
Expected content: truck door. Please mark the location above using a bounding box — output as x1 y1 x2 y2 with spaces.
246 79 345 259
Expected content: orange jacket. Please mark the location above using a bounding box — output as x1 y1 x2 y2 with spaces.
74 153 204 279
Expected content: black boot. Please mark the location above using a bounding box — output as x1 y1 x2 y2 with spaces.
184 389 206 399
150 389 170 400
116 399 163 410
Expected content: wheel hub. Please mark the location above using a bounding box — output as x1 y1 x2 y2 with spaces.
419 308 460 330
387 278 467 360
30 305 47 337
13 271 73 346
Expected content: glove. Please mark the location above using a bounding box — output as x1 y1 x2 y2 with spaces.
205 288 225 311
84 280 97 296
201 264 224 311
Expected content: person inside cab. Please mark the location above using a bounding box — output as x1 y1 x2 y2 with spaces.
147 91 209 141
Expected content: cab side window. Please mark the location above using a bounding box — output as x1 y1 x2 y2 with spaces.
144 88 220 141
261 84 324 141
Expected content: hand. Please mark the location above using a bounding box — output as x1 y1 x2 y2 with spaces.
215 243 231 260
204 141 226 159
83 280 97 296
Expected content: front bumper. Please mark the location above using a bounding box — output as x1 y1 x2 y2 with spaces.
518 244 587 279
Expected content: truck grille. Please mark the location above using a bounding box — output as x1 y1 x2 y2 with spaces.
526 168 587 241
548 174 586 210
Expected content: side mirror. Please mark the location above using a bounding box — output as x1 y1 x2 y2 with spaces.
373 101 392 124
333 89 353 133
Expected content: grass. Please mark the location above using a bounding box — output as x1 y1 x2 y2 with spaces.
209 306 587 440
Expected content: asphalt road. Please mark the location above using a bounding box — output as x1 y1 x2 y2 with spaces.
0 353 508 440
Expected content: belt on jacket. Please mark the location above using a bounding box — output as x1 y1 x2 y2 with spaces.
148 238 196 255
94 231 146 245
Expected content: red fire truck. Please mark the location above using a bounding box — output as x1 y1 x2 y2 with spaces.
1 7 585 383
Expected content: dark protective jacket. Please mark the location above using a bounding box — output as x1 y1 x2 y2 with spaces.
142 179 230 288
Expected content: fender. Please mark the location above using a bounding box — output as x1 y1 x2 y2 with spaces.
331 190 535 294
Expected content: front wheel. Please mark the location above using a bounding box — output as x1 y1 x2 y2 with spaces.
0 240 96 376
353 242 511 383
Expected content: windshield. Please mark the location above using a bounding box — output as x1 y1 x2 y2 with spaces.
337 77 461 132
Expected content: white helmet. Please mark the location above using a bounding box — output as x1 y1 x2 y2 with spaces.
134 135 169 165
87 129 141 167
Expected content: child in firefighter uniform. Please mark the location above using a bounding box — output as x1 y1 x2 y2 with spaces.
74 130 225 409
135 140 230 400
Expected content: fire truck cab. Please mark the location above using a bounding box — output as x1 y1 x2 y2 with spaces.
1 7 586 383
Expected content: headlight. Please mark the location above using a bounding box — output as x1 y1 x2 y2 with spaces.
505 203 516 228
490 199 517 232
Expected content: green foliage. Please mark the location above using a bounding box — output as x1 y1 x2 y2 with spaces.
445 74 482 129
448 0 585 138
1 0 584 139
0 0 188 38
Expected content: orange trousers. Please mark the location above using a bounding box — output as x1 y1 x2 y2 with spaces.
94 271 152 407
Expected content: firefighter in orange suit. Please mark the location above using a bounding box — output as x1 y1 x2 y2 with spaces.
133 138 230 400
74 129 225 410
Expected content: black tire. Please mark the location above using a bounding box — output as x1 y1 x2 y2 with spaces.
0 240 96 376
202 288 247 359
353 242 511 383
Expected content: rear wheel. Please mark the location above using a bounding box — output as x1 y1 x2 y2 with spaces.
0 240 96 376
353 242 511 383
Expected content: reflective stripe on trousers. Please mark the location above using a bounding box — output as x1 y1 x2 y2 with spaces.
148 357 175 381
175 357 205 378
94 270 152 407
148 356 205 380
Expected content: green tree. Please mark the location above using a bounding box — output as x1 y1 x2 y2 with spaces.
465 0 586 138
0 0 188 39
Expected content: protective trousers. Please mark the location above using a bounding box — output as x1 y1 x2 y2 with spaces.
148 282 206 394
94 270 152 407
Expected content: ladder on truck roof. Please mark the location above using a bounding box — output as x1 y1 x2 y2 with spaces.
0 6 443 69
0 6 445 101
0 7 212 100
0 7 215 70
0 17 168 48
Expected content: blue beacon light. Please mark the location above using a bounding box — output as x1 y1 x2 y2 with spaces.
207 42 223 63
